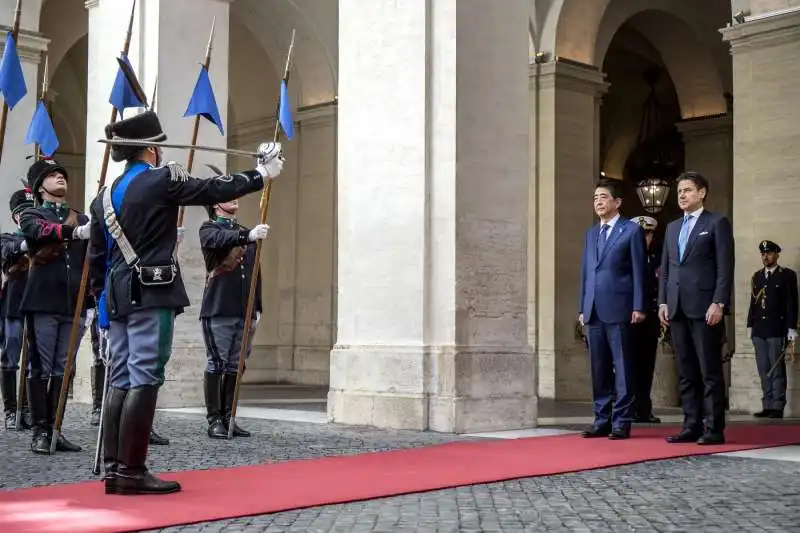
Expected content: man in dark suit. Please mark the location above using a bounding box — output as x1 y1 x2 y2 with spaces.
747 239 798 419
579 179 647 440
658 171 734 445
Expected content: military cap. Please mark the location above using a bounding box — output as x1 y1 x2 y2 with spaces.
105 111 167 162
631 215 658 231
9 187 35 217
759 240 781 253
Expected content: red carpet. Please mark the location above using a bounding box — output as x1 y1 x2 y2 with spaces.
1 424 799 532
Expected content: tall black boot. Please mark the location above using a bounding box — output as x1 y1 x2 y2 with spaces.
1 369 17 429
27 378 50 454
222 373 250 437
204 372 226 439
101 387 127 491
90 364 105 426
47 376 82 452
109 385 180 495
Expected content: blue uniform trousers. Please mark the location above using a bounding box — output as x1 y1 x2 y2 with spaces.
108 308 175 389
201 317 256 375
25 314 86 380
1 318 24 371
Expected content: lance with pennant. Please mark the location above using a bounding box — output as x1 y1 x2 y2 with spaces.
0 0 26 164
227 29 296 439
53 0 139 456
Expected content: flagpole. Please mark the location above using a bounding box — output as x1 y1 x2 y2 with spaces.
51 0 138 456
34 54 48 161
0 0 23 166
227 29 296 439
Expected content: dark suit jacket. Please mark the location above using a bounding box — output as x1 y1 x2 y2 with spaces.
658 209 734 320
579 217 647 324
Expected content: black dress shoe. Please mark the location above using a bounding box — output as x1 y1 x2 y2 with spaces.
753 410 771 418
609 427 631 440
666 429 701 443
581 425 611 438
768 410 784 419
633 414 661 424
149 429 169 446
697 432 725 445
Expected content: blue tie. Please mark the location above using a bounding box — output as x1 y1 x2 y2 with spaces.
597 224 609 259
678 215 692 260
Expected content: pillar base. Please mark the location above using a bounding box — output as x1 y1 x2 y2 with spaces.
328 344 537 433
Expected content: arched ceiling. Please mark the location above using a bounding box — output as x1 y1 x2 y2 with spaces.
39 0 87 74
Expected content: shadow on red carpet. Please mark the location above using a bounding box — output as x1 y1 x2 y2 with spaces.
1 424 799 533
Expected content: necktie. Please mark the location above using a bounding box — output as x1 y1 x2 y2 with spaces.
597 224 609 259
678 215 692 260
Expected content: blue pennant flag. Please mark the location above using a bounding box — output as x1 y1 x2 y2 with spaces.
0 32 27 109
109 53 144 117
184 65 224 135
279 79 294 140
25 100 59 157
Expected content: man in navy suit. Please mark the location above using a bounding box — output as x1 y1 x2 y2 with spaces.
579 179 647 440
658 171 734 445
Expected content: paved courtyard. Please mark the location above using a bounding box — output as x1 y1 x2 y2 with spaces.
2 404 800 532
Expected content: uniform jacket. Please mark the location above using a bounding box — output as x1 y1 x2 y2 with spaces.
1 231 29 319
88 161 265 320
644 246 662 313
19 204 91 316
199 218 263 319
579 216 647 324
747 266 799 339
658 210 734 320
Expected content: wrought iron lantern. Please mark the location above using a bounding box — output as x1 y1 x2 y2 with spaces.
636 177 671 214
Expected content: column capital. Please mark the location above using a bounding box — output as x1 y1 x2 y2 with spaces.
531 58 609 97
0 29 49 63
721 7 800 53
676 113 733 138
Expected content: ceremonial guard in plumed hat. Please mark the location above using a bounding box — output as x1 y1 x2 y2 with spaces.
89 110 284 496
199 196 271 439
0 187 36 430
629 215 662 423
747 239 798 419
19 159 91 454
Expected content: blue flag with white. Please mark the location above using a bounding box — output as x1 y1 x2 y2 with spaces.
0 32 27 109
184 65 224 135
25 100 59 156
279 79 294 140
109 53 144 117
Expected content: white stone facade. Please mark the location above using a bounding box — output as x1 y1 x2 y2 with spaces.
1 0 799 432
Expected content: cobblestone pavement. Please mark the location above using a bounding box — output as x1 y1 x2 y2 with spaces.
2 405 800 532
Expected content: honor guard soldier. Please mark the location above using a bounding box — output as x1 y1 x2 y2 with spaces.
19 159 91 454
747 240 798 419
199 199 269 439
89 110 284 496
0 187 36 430
630 216 662 424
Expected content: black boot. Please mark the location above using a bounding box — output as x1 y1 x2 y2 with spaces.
1 370 17 429
109 385 180 495
27 378 51 454
101 387 127 490
222 373 250 437
149 428 169 445
47 376 81 452
204 372 227 439
91 364 105 426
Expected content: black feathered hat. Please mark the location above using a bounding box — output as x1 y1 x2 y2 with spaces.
105 111 167 162
9 187 35 219
27 158 69 204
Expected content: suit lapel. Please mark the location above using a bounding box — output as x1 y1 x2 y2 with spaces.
681 211 709 263
598 219 626 265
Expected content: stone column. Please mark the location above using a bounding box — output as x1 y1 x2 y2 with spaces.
330 0 534 433
677 115 733 218
74 0 231 407
722 9 800 415
530 59 608 401
0 0 47 231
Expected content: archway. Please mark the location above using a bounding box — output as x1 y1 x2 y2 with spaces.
227 0 338 396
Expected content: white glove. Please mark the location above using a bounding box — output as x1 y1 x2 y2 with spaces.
248 224 270 241
256 142 284 179
86 308 96 322
73 221 91 240
789 329 797 342
747 327 752 338
19 240 28 252
256 312 261 324
176 226 185 244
